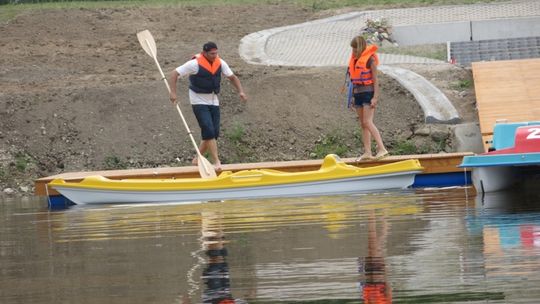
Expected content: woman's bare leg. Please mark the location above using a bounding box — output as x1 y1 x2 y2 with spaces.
356 106 373 159
362 105 387 157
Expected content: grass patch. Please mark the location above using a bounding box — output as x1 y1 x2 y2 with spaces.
391 140 418 155
0 4 22 22
450 79 473 90
1 0 508 22
311 131 349 159
391 138 448 155
103 155 127 170
224 122 253 163
224 121 245 144
379 43 447 61
14 152 32 172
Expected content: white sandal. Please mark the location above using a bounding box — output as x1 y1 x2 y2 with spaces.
356 153 374 162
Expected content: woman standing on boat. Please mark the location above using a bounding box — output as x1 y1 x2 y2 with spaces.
348 36 388 161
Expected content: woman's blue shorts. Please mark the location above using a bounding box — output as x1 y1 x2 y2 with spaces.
353 91 374 107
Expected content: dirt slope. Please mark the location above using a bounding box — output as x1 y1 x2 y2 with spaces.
0 4 476 192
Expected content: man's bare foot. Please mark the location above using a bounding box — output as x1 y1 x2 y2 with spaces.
192 156 198 166
214 160 222 172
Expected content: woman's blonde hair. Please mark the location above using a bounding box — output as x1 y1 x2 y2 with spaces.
350 35 367 58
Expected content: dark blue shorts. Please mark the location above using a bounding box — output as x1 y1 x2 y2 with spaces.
192 104 220 140
353 91 374 107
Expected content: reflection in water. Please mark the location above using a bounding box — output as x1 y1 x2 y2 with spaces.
199 212 244 304
468 190 540 285
2 189 540 303
359 210 392 303
181 211 250 304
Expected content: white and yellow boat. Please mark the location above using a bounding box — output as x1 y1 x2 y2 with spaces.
49 154 423 205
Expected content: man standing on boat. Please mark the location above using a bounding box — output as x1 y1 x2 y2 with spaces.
168 42 248 171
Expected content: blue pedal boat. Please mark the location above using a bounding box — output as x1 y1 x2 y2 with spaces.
459 121 540 193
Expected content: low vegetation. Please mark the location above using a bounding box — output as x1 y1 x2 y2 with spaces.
0 0 507 23
0 166 6 182
224 122 254 163
103 155 128 170
380 43 447 61
14 152 32 172
310 131 352 159
391 140 418 155
450 79 473 90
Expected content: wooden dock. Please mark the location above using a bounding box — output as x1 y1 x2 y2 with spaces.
472 58 540 151
34 152 471 196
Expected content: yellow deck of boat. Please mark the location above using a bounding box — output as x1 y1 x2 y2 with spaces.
472 58 540 151
35 153 471 196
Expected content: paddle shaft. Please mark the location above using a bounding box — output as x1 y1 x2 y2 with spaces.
143 39 205 160
137 34 215 178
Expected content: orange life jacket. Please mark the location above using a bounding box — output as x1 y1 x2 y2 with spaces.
362 283 391 304
348 45 379 86
194 53 222 74
189 53 222 94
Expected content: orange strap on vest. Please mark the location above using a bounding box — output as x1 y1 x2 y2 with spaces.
195 53 222 75
348 45 379 86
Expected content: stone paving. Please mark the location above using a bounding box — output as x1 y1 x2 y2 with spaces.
238 0 540 126
240 0 540 66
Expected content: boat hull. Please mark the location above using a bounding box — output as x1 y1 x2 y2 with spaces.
53 171 418 205
471 166 518 193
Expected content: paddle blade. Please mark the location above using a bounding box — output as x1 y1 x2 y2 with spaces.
198 156 217 178
137 30 157 58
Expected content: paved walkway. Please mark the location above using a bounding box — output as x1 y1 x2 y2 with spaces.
240 0 540 67
239 0 540 125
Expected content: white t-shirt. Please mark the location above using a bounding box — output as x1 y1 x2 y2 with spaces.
175 57 234 106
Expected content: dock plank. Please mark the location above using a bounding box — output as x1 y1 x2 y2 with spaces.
472 58 540 150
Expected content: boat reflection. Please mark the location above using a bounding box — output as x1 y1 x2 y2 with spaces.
468 190 540 279
470 190 540 249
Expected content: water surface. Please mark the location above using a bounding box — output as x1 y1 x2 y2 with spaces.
1 187 540 303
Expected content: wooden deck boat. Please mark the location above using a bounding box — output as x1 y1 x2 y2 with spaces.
460 122 540 193
48 154 423 205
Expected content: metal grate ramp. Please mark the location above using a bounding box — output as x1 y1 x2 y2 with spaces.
450 36 540 66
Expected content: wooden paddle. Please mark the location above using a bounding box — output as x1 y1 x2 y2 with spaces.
137 30 217 179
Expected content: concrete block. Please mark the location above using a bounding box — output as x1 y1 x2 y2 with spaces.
452 123 485 154
393 21 471 46
471 17 540 41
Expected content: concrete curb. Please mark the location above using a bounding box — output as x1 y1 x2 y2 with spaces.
378 65 461 124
